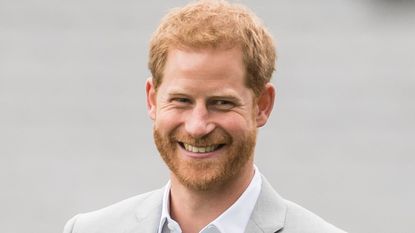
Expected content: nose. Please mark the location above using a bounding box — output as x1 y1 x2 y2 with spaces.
184 103 215 138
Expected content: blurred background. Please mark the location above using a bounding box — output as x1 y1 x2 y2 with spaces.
1 0 414 232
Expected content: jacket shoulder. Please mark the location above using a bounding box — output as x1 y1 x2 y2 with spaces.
248 176 347 233
283 199 347 233
63 188 163 233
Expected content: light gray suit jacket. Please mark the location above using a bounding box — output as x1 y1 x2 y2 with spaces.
63 176 346 233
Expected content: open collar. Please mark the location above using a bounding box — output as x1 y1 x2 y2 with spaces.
125 175 287 233
158 168 262 233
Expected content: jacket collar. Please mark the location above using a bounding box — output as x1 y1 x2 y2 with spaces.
125 175 287 233
123 188 164 233
244 175 287 233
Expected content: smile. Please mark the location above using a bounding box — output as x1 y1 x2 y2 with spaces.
179 142 224 153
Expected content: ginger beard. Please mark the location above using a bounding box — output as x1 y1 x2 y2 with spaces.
153 127 257 191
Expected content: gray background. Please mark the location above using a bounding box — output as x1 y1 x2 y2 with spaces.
1 0 414 232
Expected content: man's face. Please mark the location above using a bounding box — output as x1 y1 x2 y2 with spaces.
147 47 263 191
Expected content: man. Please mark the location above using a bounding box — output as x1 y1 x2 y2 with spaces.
64 1 346 232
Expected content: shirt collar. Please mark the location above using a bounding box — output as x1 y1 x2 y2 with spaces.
157 180 174 233
158 166 262 233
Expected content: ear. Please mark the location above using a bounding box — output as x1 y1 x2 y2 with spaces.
256 83 276 127
145 77 157 120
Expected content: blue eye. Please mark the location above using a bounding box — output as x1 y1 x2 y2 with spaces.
211 100 234 110
171 97 192 107
215 100 228 105
175 98 190 103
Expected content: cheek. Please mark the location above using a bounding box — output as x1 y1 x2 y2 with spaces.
155 110 184 132
215 114 255 134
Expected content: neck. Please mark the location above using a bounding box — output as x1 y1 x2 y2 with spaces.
169 163 254 233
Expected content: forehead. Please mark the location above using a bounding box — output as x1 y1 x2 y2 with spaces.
159 46 252 97
163 46 245 81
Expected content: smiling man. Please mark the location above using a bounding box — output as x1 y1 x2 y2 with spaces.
63 1 346 233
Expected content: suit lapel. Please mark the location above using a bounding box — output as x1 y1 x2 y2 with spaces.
245 176 287 233
123 176 286 233
124 188 164 233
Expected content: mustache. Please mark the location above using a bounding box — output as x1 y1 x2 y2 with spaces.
170 129 232 146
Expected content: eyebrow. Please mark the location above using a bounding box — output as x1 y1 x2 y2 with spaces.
166 91 191 98
167 91 242 102
209 95 240 101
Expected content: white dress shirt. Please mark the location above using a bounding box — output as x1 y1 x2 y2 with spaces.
157 166 262 233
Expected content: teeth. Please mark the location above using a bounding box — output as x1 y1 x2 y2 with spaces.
183 143 218 153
